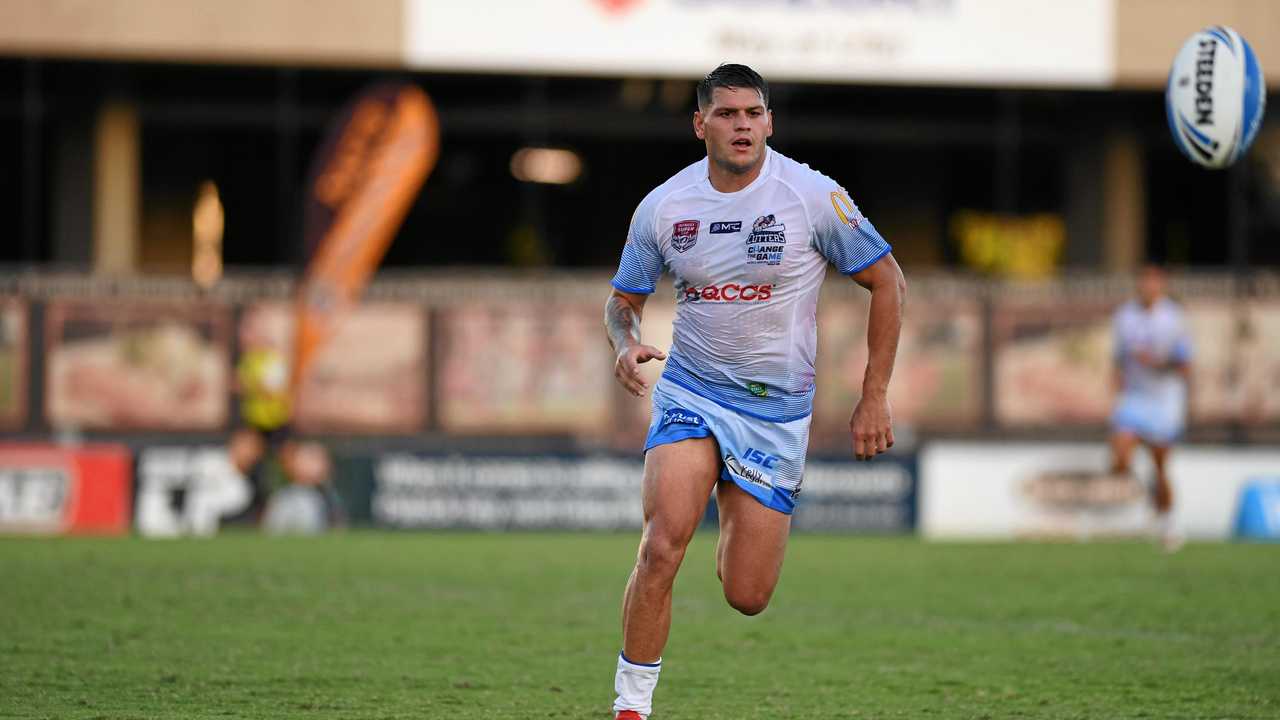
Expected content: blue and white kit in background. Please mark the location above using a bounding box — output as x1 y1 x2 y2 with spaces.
611 148 890 513
1111 298 1193 446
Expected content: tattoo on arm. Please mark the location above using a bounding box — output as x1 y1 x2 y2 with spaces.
604 294 643 354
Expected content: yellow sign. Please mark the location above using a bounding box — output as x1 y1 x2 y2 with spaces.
950 210 1064 278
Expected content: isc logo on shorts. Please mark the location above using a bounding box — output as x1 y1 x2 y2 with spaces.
723 452 773 490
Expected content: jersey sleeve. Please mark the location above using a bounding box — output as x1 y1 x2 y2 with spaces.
808 180 891 275
1111 310 1126 361
610 195 665 294
1170 312 1193 363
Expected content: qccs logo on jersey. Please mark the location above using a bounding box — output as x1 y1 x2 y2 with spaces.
746 214 785 265
682 283 773 302
671 219 699 253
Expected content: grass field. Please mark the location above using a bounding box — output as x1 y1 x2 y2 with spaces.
2 533 1277 719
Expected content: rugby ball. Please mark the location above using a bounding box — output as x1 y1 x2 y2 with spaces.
1165 25 1266 169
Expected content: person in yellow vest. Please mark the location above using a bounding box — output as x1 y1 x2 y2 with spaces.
238 345 292 437
228 340 295 524
230 326 344 530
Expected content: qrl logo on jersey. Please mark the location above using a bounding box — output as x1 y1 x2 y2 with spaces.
671 219 699 253
682 283 773 302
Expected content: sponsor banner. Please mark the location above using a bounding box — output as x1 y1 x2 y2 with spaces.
367 454 644 530
814 281 983 444
333 453 915 532
920 442 1280 540
1183 299 1280 425
405 0 1114 88
991 298 1114 426
44 299 231 431
793 456 916 532
134 446 253 538
0 298 28 430
435 304 614 436
241 302 428 433
991 295 1280 428
0 444 132 535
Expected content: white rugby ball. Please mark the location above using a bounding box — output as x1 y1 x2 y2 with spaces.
1166 25 1266 169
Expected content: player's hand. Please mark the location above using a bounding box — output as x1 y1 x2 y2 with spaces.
849 391 894 461
614 343 667 397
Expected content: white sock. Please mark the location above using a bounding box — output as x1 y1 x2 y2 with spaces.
613 652 662 717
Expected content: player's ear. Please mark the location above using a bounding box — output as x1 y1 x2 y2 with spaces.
765 109 773 138
693 110 705 140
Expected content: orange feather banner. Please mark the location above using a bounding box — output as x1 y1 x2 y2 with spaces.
292 83 439 407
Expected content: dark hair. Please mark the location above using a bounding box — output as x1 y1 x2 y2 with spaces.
696 63 769 109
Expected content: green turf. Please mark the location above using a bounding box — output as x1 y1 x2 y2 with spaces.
1 533 1277 719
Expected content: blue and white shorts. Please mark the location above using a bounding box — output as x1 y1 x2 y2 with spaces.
1111 392 1185 446
643 380 811 514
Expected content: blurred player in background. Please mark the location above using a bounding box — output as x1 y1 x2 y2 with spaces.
230 329 294 522
604 63 905 720
1109 264 1192 551
229 322 344 531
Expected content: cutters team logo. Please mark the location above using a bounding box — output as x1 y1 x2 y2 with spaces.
746 213 785 265
682 283 773 303
672 219 699 253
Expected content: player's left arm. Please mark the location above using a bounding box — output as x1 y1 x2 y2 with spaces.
808 181 905 461
848 253 906 461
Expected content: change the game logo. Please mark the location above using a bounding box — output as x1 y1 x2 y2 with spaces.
746 214 785 265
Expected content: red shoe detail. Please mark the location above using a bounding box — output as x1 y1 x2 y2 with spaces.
615 712 644 720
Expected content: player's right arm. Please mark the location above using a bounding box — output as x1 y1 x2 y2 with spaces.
607 191 668 397
1110 310 1126 396
605 290 666 397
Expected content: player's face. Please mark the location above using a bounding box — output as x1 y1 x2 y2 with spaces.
1138 267 1166 306
693 86 773 175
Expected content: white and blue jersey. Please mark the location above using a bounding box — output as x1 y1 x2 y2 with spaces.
612 147 891 512
1111 298 1192 445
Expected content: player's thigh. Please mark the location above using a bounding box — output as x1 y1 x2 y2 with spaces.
715 479 791 595
641 436 721 545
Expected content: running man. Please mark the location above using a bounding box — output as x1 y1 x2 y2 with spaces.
604 64 905 719
1110 264 1192 551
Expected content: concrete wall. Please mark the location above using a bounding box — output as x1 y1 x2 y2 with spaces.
0 0 402 67
1115 0 1280 89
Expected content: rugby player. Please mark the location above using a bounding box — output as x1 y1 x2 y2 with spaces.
1109 264 1192 552
603 64 906 719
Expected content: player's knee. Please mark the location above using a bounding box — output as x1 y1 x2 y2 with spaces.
637 534 687 578
724 586 772 616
